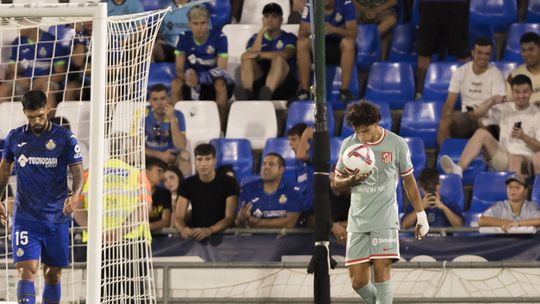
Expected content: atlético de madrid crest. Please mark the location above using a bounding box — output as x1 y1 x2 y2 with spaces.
382 152 392 164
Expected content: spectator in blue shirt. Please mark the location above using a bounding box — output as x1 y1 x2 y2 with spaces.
108 0 144 16
296 0 357 102
238 2 298 101
235 153 302 228
145 84 190 176
401 168 463 228
153 0 191 62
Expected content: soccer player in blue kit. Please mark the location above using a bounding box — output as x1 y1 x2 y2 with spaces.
0 90 84 304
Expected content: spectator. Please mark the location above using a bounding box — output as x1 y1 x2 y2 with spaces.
0 26 67 111
296 0 357 102
287 123 314 215
506 32 540 105
163 165 184 218
416 0 469 96
144 84 190 176
353 0 397 37
107 0 144 16
174 144 239 241
171 5 234 132
437 38 506 146
440 74 540 177
65 21 92 101
235 153 302 228
401 168 463 228
237 3 298 101
153 0 192 63
479 174 540 230
146 157 173 233
329 169 350 246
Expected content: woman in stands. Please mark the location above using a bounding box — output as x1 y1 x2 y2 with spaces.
163 165 184 227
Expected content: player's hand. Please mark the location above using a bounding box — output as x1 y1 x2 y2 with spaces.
415 211 430 240
180 227 194 240
324 22 336 35
164 103 176 120
236 202 252 226
349 171 371 186
243 52 259 60
185 69 198 87
492 95 505 105
0 203 6 226
511 127 524 139
160 150 177 164
331 222 347 246
501 221 519 232
192 227 212 241
63 195 78 214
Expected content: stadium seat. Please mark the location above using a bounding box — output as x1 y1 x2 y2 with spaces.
326 65 360 110
341 101 392 137
469 171 514 213
364 62 415 109
502 23 540 63
0 102 29 139
436 139 487 186
399 101 443 149
205 0 231 29
452 255 488 262
175 101 221 148
226 101 277 150
141 0 168 11
526 1 540 23
439 174 464 213
463 212 482 227
491 61 518 79
221 24 259 84
403 137 426 179
47 24 75 47
469 0 517 33
329 137 343 166
110 101 145 136
422 62 460 102
240 0 291 24
210 138 253 181
240 174 261 187
356 24 381 72
410 0 420 27
148 62 176 93
532 174 540 203
285 101 335 136
262 137 297 182
55 101 91 143
388 23 417 70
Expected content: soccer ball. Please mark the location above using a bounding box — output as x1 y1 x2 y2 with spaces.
342 144 375 174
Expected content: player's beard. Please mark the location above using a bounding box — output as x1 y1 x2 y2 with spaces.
31 122 47 134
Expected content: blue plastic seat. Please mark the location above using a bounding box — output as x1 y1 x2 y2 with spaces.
399 101 443 149
326 65 360 110
491 61 518 80
439 174 465 213
148 62 176 92
403 137 426 178
469 171 514 213
422 62 460 102
469 0 517 33
526 1 540 23
463 212 482 227
329 137 344 166
209 138 253 181
388 23 417 70
410 0 419 27
532 174 540 203
469 25 496 61
502 23 540 63
396 179 403 213
205 0 231 30
356 24 382 72
341 101 392 138
285 101 335 136
437 138 487 186
364 62 415 109
240 175 261 187
262 137 297 182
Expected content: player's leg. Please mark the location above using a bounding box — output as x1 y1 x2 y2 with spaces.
533 152 540 174
346 232 376 304
239 52 263 98
296 36 312 96
262 56 290 99
13 219 42 304
339 38 355 100
370 229 400 304
41 221 71 303
376 11 397 37
508 155 525 174
171 78 185 103
372 259 393 304
213 78 229 132
441 128 498 175
42 265 62 304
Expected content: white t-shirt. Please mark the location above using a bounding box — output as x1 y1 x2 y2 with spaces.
506 64 540 105
490 102 540 157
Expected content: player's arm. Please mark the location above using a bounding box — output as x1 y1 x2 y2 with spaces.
402 173 429 239
260 45 296 61
328 20 357 39
166 109 187 151
299 22 311 39
175 52 186 81
296 127 313 161
209 195 238 233
149 208 171 231
437 92 458 146
173 195 193 239
64 163 84 214
0 159 13 225
217 54 228 70
471 95 505 119
248 212 300 229
517 218 540 227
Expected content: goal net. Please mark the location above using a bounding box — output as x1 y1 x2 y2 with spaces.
0 3 167 303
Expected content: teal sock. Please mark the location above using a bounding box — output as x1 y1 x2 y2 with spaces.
354 282 377 304
17 280 36 304
43 282 61 303
375 281 393 304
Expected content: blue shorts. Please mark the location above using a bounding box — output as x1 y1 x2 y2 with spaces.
12 217 71 267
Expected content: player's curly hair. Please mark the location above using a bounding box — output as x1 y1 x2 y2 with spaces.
21 90 47 111
345 102 381 128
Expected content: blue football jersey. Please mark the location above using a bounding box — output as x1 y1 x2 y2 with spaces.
404 195 463 227
246 30 298 69
175 30 228 72
144 106 186 152
301 0 356 41
239 179 302 219
3 123 83 223
9 32 69 78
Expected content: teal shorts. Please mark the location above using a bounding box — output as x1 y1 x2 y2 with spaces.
345 229 400 266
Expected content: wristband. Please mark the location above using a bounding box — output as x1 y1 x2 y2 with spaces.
416 210 430 237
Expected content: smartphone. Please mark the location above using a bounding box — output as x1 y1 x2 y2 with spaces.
514 121 522 129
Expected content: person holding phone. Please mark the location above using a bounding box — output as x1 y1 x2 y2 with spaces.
441 74 540 177
402 168 463 229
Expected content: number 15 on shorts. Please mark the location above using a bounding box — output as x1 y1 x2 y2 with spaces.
15 230 28 246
